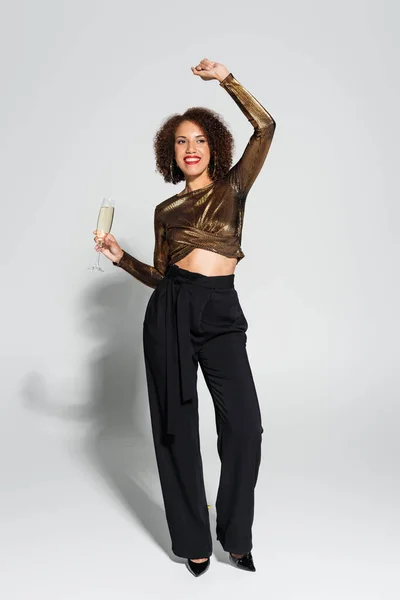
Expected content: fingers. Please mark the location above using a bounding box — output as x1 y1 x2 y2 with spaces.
93 231 120 260
191 58 218 80
192 57 214 72
200 57 215 69
93 232 115 243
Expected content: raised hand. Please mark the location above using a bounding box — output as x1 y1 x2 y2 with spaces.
191 58 230 83
93 230 124 263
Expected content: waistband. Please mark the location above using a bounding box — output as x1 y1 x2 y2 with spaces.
162 264 235 439
165 263 235 288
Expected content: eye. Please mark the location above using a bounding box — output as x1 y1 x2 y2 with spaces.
197 139 206 143
176 140 185 144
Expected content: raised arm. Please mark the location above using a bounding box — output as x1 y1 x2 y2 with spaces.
113 208 169 289
219 72 276 196
191 59 276 197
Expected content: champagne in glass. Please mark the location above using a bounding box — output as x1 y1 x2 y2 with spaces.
88 197 115 272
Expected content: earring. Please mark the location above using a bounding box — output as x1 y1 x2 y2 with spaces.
170 157 175 181
211 153 217 179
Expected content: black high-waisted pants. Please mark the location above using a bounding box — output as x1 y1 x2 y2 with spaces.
142 263 264 559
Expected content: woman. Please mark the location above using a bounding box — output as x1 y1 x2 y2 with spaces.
93 58 276 577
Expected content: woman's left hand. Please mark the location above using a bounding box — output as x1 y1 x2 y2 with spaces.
191 58 230 83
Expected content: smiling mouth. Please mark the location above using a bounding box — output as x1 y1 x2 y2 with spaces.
184 158 201 165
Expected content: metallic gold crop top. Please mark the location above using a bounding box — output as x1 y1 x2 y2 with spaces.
113 72 276 288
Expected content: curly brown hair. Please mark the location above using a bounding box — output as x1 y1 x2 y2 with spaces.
153 107 235 184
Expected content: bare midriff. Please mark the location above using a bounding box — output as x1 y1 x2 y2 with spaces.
174 248 238 276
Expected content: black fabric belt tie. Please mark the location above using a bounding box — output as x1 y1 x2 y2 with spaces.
163 264 234 437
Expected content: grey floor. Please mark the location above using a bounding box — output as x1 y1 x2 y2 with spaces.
2 379 397 600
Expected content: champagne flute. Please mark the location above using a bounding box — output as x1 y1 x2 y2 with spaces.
88 197 115 272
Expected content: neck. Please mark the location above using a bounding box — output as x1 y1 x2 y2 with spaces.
182 173 213 194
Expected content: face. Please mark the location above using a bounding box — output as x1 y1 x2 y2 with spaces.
174 120 211 179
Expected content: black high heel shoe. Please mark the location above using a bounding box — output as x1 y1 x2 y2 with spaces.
186 557 210 577
229 551 256 572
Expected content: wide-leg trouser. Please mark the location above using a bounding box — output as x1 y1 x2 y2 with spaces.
142 264 264 559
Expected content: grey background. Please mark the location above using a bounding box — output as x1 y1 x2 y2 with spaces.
1 0 398 598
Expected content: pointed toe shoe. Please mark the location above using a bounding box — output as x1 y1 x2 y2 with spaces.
229 551 256 572
186 557 210 577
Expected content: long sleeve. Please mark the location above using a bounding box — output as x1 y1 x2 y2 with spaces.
220 72 276 196
113 208 169 289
